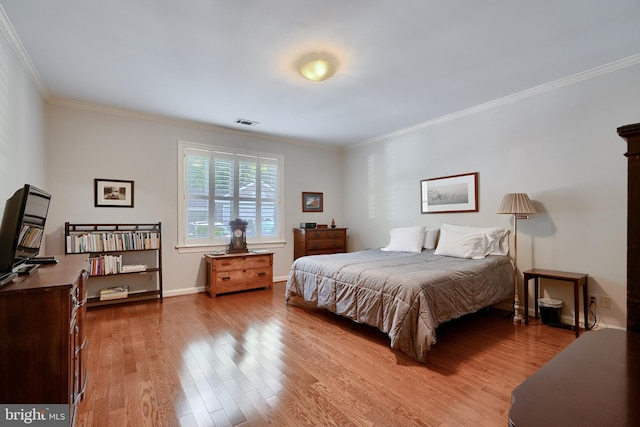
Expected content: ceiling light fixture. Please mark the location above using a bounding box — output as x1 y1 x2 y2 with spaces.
298 53 338 82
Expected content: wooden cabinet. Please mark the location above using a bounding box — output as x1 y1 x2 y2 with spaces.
0 254 88 426
293 228 347 260
204 252 273 297
509 329 640 427
65 222 162 308
618 122 640 331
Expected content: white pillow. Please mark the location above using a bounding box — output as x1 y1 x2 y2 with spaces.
423 228 440 250
440 224 509 256
434 227 492 259
381 226 425 253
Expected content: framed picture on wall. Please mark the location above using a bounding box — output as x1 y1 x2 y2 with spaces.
302 192 323 212
420 172 478 213
94 178 134 207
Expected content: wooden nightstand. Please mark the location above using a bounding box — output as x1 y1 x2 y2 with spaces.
523 268 588 337
204 252 273 297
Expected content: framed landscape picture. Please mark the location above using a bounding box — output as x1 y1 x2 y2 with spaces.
420 172 478 213
94 178 134 208
302 192 323 212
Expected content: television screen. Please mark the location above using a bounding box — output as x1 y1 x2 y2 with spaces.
0 184 51 275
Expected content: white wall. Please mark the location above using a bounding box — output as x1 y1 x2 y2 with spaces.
0 25 46 202
44 104 345 295
343 62 640 329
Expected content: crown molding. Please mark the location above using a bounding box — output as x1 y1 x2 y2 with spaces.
49 97 344 153
356 53 640 149
0 5 49 99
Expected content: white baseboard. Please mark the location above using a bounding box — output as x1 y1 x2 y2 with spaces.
163 286 205 297
161 276 289 299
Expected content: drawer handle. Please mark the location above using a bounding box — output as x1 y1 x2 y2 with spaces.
312 243 320 249
313 232 321 238
222 277 231 281
258 272 266 277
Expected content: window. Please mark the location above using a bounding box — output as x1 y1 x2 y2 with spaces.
178 141 284 248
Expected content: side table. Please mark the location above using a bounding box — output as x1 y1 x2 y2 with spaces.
523 268 588 337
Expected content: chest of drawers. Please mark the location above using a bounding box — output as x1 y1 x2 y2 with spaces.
0 255 88 426
293 228 347 260
204 252 273 297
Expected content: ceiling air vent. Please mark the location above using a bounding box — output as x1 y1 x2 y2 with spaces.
234 118 259 127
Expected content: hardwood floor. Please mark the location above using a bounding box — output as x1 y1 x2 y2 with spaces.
77 281 575 427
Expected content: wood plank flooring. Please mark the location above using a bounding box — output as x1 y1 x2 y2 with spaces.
76 281 576 427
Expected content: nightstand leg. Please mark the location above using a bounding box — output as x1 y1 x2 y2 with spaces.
524 276 530 325
573 282 580 337
583 279 589 332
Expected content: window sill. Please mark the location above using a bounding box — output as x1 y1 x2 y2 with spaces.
175 241 286 254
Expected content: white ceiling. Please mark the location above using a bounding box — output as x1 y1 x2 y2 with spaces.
2 1 640 147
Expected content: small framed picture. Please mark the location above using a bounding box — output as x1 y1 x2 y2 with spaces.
302 192 323 212
94 179 134 208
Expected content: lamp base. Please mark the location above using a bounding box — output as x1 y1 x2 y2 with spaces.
513 311 524 324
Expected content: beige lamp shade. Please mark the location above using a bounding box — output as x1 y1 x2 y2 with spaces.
497 193 537 215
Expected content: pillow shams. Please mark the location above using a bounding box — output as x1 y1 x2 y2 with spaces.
381 226 425 253
434 227 492 259
423 228 440 250
440 223 509 256
434 224 510 259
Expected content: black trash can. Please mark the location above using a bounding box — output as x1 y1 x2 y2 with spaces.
538 298 562 324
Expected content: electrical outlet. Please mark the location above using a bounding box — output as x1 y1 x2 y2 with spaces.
601 296 612 309
589 295 597 308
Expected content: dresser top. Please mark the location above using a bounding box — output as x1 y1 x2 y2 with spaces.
293 227 348 230
204 251 273 259
0 254 87 294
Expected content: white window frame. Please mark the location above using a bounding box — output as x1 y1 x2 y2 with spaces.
177 140 285 252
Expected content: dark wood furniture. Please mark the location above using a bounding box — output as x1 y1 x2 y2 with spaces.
509 329 640 427
65 222 162 308
618 122 640 332
204 252 273 297
293 227 347 260
523 268 588 337
0 254 88 426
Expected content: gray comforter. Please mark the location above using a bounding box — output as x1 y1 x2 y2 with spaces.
285 249 513 362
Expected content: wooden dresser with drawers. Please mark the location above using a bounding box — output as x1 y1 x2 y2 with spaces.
204 252 273 297
293 227 347 260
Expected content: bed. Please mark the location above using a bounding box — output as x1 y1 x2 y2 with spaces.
285 224 514 362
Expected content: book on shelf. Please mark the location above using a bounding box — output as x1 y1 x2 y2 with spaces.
99 285 129 301
120 264 147 273
88 254 122 276
66 230 161 253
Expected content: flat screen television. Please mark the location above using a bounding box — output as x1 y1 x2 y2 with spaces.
0 184 51 276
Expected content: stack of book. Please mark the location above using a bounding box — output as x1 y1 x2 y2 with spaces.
99 285 129 301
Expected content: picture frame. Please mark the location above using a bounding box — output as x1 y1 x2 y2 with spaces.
302 192 323 212
420 172 478 214
94 178 134 208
